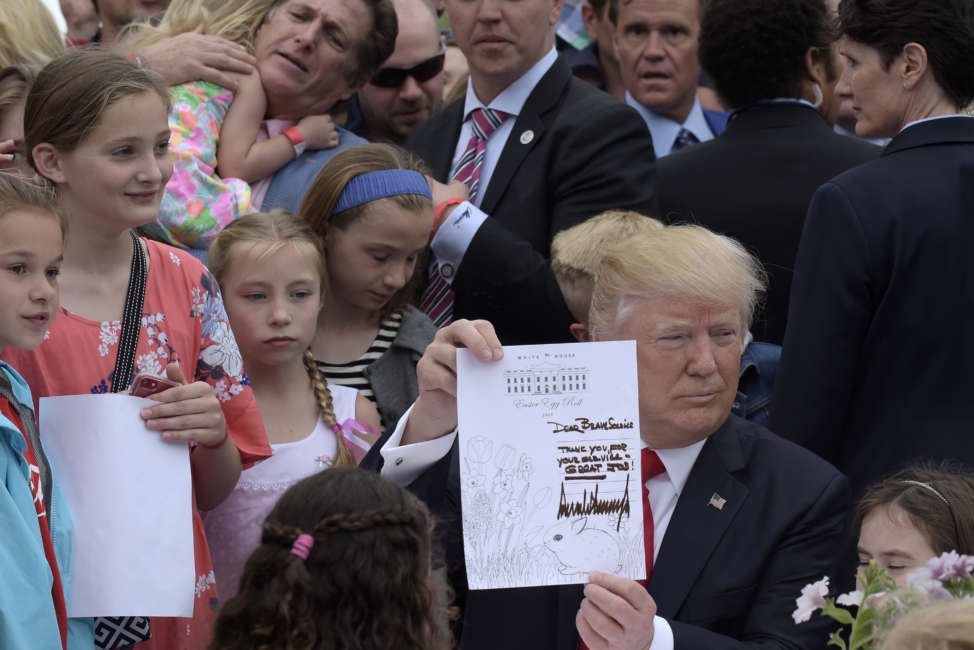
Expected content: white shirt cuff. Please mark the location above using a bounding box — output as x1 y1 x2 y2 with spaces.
648 616 674 650
429 201 487 284
379 404 458 486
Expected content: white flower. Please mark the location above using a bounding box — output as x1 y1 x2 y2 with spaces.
793 576 830 624
836 590 863 607
201 321 243 379
169 251 181 266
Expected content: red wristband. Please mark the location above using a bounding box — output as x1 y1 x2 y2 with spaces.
283 126 306 156
431 198 466 243
200 430 229 451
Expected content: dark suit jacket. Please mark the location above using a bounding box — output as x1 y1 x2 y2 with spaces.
406 58 657 345
365 415 849 649
653 103 879 344
771 116 974 498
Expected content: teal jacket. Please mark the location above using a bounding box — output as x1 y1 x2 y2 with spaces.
0 361 93 648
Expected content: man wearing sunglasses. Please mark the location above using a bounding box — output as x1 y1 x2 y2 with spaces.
349 0 446 145
406 0 657 346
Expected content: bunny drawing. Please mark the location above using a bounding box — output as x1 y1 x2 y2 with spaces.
543 517 622 575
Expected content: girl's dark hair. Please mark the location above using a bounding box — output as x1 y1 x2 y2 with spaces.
296 143 432 320
857 463 974 557
25 49 170 174
211 467 450 650
837 0 974 109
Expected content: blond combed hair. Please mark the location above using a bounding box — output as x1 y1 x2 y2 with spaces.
589 223 767 336
122 0 278 52
0 0 64 69
880 599 974 650
209 209 356 468
551 210 664 322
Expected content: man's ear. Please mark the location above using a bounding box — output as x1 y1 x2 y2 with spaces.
569 322 590 342
803 46 828 87
900 42 929 91
31 143 66 184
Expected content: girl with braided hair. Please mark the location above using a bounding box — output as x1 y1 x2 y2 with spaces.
211 467 450 650
204 209 381 598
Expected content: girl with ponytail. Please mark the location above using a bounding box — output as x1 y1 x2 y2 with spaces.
204 209 381 598
211 467 450 649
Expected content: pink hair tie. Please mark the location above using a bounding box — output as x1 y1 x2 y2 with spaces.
290 533 314 560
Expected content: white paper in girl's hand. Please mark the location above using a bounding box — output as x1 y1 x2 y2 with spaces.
457 340 644 590
39 393 194 617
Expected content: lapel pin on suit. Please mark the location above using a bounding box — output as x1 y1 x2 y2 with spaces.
520 130 534 145
708 493 727 510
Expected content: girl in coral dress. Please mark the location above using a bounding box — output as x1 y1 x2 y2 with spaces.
1 50 271 649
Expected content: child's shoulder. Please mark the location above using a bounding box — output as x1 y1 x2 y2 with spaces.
0 361 33 415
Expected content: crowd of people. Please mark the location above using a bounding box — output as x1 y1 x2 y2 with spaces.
0 0 973 648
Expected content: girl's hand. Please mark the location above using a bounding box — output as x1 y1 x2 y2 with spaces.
140 362 227 448
295 114 340 151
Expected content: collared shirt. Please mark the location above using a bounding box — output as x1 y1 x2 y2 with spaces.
429 47 559 285
625 94 715 157
900 113 974 134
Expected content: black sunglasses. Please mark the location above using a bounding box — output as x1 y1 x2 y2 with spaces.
370 45 446 88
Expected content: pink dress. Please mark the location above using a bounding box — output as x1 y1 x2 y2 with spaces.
203 385 357 598
1 239 271 650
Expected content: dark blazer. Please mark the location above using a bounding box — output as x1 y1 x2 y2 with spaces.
653 103 879 344
771 116 974 498
365 415 849 649
406 58 657 345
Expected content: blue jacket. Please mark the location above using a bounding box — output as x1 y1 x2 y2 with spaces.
732 341 780 427
0 361 93 649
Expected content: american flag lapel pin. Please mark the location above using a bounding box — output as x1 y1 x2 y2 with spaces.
708 492 727 511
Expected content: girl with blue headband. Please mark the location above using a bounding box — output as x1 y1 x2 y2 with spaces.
298 143 438 428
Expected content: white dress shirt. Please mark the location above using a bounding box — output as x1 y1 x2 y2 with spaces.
428 48 559 284
625 94 715 158
380 407 709 650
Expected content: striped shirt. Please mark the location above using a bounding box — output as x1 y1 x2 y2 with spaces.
315 311 403 419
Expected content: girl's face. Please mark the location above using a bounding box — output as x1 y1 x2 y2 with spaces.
858 503 938 587
0 209 62 351
325 198 430 317
45 91 172 233
221 242 323 370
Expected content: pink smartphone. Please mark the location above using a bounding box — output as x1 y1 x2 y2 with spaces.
130 373 180 397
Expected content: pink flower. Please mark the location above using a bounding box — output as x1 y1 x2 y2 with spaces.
905 566 953 600
793 576 830 624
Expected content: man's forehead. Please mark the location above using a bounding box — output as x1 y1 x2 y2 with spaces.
617 295 740 329
617 0 700 23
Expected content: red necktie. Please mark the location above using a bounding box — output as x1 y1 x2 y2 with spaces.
579 448 665 649
419 108 511 327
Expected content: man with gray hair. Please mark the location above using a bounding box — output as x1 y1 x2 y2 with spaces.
347 0 446 145
365 223 850 649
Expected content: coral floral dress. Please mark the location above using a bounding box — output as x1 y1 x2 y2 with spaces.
1 239 271 649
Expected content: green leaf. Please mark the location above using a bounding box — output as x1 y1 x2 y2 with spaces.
821 604 855 625
827 630 848 650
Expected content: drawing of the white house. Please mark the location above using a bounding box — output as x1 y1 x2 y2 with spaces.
504 362 589 395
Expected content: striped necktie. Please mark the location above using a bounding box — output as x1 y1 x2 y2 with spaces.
672 127 700 152
420 108 512 327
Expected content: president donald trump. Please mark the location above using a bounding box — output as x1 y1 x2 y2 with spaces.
370 223 849 649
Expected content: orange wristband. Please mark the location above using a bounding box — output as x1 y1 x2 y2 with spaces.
431 198 466 243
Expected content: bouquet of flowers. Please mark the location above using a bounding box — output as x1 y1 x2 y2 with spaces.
792 551 974 649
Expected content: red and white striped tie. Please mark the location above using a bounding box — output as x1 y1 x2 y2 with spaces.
420 107 512 327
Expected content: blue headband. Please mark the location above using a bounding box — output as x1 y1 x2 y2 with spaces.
333 170 432 213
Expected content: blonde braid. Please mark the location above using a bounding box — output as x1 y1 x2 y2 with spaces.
303 349 356 467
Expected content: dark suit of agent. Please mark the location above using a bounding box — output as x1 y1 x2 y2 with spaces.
652 0 879 345
406 3 656 346
772 0 974 499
